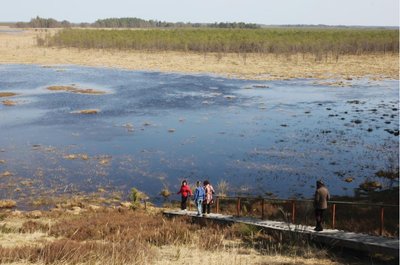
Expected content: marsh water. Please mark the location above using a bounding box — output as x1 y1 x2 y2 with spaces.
0 65 398 206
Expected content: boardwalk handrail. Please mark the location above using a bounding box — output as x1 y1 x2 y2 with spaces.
163 210 399 257
214 195 399 208
214 195 399 236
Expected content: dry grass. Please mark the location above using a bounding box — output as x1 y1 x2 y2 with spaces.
63 153 89 160
0 200 17 209
0 171 13 177
0 239 153 264
1 100 17 106
0 92 18 98
71 109 100 114
47 85 106 95
0 28 398 81
154 244 337 265
0 207 346 265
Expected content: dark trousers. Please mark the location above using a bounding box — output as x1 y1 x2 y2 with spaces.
315 209 325 229
181 196 188 210
202 203 211 214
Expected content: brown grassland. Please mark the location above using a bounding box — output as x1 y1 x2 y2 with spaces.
0 204 371 265
0 27 398 81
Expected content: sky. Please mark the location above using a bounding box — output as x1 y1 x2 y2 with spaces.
0 0 398 26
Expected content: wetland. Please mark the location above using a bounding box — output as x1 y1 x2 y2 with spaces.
0 64 398 209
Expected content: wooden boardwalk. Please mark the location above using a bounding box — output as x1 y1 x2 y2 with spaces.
163 210 399 257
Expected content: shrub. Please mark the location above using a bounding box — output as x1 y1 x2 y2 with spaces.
39 28 399 58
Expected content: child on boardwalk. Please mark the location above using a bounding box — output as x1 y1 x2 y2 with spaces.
177 180 192 211
193 181 205 216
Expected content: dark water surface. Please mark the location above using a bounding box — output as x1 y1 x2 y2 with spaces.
0 65 398 206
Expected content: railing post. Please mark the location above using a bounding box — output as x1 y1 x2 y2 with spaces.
291 200 296 224
332 203 336 229
380 206 384 236
216 196 220 214
261 199 265 220
236 197 241 217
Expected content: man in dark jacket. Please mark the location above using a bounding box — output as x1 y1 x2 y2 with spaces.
314 180 330 231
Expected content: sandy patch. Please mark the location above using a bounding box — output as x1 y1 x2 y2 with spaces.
0 28 398 81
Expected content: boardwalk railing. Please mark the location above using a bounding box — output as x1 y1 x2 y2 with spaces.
211 196 398 237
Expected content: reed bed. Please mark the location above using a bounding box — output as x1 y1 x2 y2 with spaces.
39 28 399 59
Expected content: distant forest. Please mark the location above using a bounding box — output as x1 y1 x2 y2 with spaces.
14 16 261 29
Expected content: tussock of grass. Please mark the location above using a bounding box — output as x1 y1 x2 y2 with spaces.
71 109 100 114
0 92 18 98
0 171 13 177
0 200 17 209
19 220 49 233
47 85 106 95
63 153 89 160
1 100 17 106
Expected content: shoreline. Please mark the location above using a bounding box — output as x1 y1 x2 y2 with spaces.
0 29 398 81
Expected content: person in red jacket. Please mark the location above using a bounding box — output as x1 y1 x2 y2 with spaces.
177 180 192 211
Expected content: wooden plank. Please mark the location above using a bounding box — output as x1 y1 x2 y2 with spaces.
163 210 399 257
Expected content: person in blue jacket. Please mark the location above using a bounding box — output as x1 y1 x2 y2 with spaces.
193 181 205 216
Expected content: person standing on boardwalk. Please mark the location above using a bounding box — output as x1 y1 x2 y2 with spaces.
177 180 192 211
314 180 330 231
193 181 205 216
203 180 215 215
